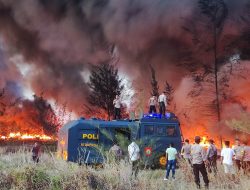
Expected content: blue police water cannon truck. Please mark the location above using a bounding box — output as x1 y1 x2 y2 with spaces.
58 113 183 168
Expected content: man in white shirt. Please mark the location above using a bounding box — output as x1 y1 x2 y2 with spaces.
158 91 167 117
113 95 121 120
221 141 235 179
165 143 178 180
128 141 140 178
148 95 157 113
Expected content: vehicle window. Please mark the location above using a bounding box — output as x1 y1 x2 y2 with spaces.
156 126 165 135
144 126 154 136
156 126 176 136
167 126 175 136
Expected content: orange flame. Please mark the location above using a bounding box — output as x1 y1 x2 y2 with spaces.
200 136 209 148
0 132 54 141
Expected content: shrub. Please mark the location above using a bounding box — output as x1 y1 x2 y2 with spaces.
0 172 13 190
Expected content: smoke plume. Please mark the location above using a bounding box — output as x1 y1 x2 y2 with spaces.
0 0 249 142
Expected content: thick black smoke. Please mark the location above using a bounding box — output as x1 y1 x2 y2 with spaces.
0 0 249 116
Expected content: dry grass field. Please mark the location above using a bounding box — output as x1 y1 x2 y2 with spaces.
0 147 249 190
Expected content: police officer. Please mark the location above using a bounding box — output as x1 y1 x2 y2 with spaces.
181 139 192 166
206 139 217 174
148 95 157 113
109 141 122 162
128 141 140 179
190 136 209 189
113 95 121 120
158 91 167 117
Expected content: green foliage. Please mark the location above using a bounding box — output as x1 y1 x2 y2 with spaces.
51 175 62 190
115 132 129 154
88 61 124 120
23 166 50 190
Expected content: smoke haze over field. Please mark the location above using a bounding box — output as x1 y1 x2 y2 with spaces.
0 0 250 141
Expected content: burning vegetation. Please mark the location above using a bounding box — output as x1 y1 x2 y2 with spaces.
0 132 52 141
0 92 62 141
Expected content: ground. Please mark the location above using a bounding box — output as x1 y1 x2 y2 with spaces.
0 146 249 190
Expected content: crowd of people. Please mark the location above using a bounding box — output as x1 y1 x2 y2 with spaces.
109 137 250 189
166 137 250 189
32 135 249 189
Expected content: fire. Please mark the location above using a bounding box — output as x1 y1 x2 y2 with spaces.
0 132 54 141
200 136 209 148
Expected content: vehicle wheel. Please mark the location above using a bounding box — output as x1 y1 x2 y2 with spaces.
159 156 167 169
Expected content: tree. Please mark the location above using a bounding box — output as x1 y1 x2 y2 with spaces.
181 0 231 118
87 62 124 120
198 0 228 123
149 64 159 97
165 81 174 107
236 2 250 60
33 94 60 136
0 88 5 116
180 0 240 146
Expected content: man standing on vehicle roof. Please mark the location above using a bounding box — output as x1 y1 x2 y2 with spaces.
148 95 157 114
128 141 140 179
113 95 121 120
158 91 167 117
190 136 209 189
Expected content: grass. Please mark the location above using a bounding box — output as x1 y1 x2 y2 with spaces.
0 147 249 190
